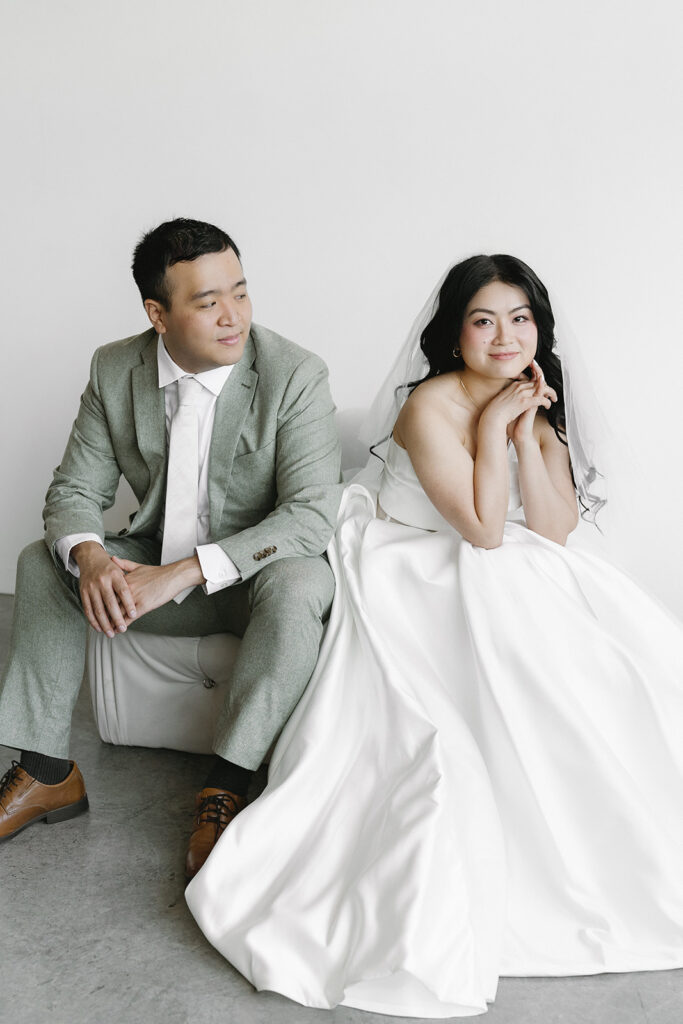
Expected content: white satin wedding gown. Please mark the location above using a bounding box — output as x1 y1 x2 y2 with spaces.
186 441 683 1018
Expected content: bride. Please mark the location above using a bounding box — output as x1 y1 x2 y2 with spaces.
185 255 683 1018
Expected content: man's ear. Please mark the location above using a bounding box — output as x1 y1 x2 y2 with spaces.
144 298 167 334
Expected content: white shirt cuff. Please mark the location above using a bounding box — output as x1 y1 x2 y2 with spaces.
55 533 105 576
196 543 242 593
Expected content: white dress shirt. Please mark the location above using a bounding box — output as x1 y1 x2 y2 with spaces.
55 336 242 593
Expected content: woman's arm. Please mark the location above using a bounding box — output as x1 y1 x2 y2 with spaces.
514 419 579 544
398 378 550 548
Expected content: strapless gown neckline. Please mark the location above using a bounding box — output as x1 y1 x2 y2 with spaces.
378 438 523 531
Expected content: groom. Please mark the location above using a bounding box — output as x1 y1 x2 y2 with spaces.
0 218 342 878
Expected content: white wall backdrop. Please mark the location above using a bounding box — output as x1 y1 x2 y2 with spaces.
2 0 683 611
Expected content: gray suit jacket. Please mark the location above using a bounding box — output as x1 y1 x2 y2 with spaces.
43 325 343 582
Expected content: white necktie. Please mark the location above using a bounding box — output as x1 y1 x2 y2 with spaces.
161 376 203 604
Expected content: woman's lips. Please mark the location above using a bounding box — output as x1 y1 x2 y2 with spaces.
489 352 519 360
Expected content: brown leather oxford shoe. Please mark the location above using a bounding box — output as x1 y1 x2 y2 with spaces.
185 787 246 881
0 761 89 842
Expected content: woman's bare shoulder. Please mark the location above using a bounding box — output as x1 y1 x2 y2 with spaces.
402 375 464 415
535 411 565 447
394 375 469 446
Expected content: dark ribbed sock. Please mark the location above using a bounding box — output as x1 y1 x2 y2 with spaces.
20 750 72 786
203 756 254 797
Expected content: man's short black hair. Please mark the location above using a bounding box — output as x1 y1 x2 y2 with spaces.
132 218 241 308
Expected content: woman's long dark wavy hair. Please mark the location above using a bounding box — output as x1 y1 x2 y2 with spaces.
408 254 567 445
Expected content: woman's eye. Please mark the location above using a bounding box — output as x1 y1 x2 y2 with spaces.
474 318 492 327
513 315 529 323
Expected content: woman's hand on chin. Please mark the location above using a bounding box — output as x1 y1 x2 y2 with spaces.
506 360 557 447
479 378 549 438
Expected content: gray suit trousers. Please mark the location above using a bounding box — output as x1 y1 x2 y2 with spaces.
0 537 334 769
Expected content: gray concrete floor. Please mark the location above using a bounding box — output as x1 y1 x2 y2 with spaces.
0 592 681 1024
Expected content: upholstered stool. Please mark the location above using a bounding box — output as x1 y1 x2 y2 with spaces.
87 631 239 754
86 409 366 753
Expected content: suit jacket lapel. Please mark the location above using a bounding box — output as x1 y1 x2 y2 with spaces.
131 330 166 478
208 333 258 534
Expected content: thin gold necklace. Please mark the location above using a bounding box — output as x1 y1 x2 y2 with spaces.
459 376 480 411
460 376 511 445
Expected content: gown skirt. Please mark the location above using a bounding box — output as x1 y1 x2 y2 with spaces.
185 446 683 1018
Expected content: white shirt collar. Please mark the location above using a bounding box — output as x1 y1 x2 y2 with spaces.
156 335 234 396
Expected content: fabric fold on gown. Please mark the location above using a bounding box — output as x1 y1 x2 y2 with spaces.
186 442 683 1017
